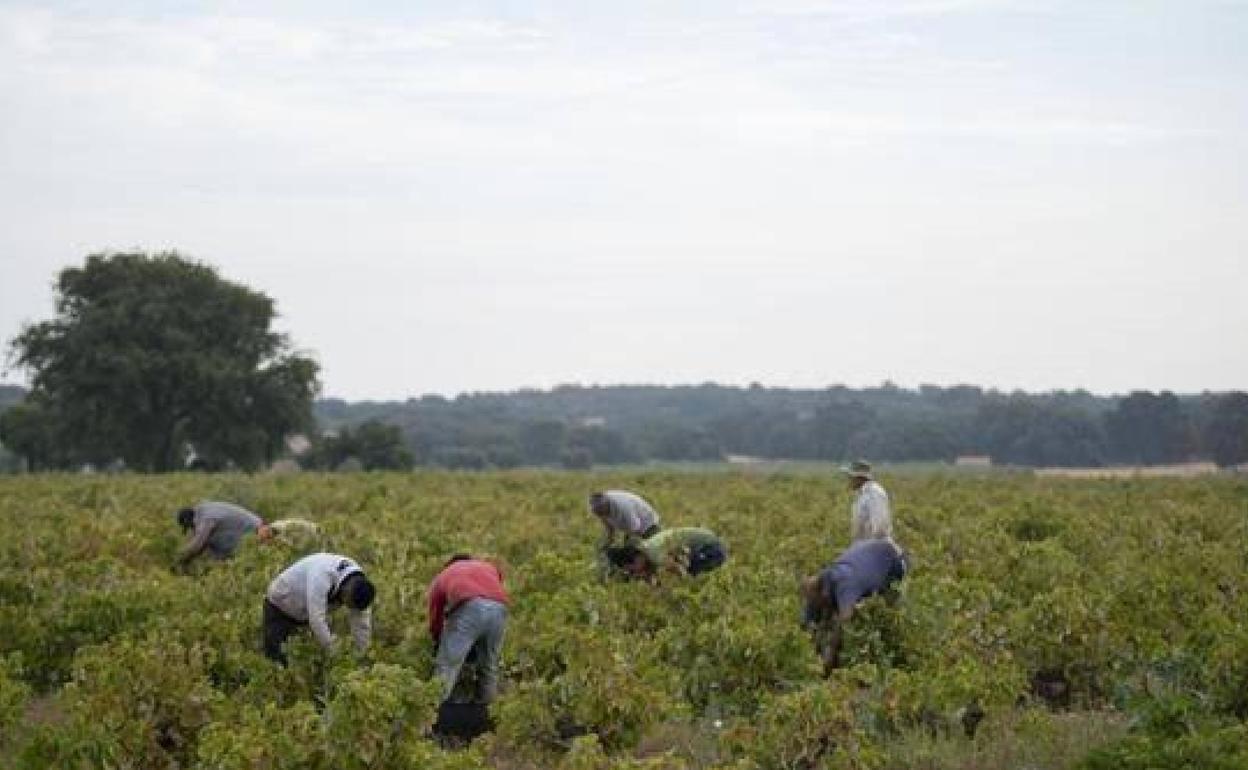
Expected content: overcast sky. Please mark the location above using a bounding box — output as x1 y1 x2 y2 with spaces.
1 1 1244 400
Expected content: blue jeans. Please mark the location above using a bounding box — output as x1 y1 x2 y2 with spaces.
435 598 507 703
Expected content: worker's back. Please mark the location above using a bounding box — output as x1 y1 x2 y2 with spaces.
823 539 907 612
197 501 262 557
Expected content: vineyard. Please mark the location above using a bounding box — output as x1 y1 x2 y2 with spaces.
1 471 1246 769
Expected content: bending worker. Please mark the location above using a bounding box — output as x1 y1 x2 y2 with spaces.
175 500 267 568
428 555 509 704
263 552 375 665
606 526 727 582
589 489 662 546
801 538 908 674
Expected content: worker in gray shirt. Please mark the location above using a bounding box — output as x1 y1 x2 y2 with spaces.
175 500 271 568
800 538 909 674
589 490 662 547
263 552 375 665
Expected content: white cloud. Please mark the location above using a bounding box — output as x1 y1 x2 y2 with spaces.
0 2 1244 397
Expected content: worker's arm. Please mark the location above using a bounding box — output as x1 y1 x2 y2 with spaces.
663 546 689 577
348 608 372 654
599 519 619 548
849 498 869 542
428 576 447 643
177 518 214 566
306 570 336 650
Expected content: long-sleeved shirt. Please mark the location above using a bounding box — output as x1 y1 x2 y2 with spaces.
803 539 907 624
639 527 723 569
427 559 509 641
594 490 661 541
179 501 263 563
265 553 372 652
850 481 894 542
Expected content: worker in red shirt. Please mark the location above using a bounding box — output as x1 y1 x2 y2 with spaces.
428 554 510 704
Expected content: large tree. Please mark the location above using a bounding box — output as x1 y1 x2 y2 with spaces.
4 251 319 471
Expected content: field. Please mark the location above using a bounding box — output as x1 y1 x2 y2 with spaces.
1 471 1246 769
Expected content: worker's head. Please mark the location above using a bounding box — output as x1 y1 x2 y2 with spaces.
588 492 610 518
445 553 473 568
257 524 274 543
800 574 821 604
340 573 376 610
175 507 196 532
841 460 873 490
605 545 651 577
800 570 838 617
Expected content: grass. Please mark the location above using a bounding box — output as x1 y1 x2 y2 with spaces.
880 708 1129 770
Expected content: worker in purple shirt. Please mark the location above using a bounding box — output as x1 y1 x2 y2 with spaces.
800 538 909 674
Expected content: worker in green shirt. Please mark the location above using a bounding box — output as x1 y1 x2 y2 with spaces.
605 526 727 581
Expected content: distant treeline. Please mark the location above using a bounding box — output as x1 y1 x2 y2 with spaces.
309 384 1248 471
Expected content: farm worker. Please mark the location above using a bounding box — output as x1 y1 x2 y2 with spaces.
428 555 510 704
590 489 662 547
801 538 908 673
175 500 269 567
262 552 375 665
841 460 894 543
606 526 727 581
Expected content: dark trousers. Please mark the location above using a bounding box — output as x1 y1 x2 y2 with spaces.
263 599 303 666
687 542 726 575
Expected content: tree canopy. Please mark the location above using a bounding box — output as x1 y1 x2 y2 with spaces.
2 251 319 471
313 384 1244 471
301 419 414 471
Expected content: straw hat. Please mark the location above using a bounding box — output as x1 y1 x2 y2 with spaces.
839 459 873 480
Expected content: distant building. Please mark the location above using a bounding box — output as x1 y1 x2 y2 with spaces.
955 455 993 467
578 416 607 428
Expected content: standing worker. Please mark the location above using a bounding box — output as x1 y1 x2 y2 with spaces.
262 552 375 665
801 538 908 674
841 460 894 542
175 500 270 568
589 490 662 546
605 526 727 582
428 555 509 704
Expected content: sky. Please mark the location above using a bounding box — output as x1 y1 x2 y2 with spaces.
1 0 1245 400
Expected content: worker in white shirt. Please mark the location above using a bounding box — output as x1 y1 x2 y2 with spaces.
263 553 374 665
841 460 894 543
589 490 662 547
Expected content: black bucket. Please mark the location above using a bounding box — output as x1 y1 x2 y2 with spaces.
433 701 493 744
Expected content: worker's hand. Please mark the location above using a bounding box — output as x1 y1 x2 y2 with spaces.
665 553 687 576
